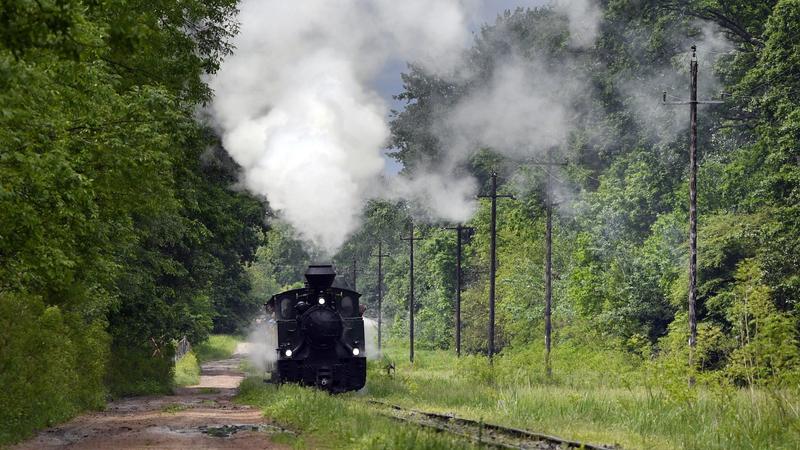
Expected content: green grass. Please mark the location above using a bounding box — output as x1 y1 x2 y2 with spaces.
368 344 800 450
174 351 200 386
161 403 188 414
174 335 241 388
236 378 476 449
236 342 800 450
193 335 240 363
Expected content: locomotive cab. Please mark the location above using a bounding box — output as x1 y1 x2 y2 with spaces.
267 264 366 393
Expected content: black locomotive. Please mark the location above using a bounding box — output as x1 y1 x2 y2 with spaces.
266 264 366 393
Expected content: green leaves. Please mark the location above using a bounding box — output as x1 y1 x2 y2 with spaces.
0 0 263 438
379 1 800 387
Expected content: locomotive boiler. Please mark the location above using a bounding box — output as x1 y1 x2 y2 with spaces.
266 264 366 393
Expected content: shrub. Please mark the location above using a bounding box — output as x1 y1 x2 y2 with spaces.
174 351 201 386
0 292 108 445
194 335 240 362
106 343 174 397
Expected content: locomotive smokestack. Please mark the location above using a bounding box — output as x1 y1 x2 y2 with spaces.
305 264 336 290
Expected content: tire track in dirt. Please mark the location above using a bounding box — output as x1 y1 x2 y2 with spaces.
12 344 288 450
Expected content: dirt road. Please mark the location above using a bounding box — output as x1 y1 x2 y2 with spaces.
13 344 287 449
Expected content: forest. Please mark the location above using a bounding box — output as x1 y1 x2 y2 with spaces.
260 0 800 386
1 0 799 448
0 0 265 441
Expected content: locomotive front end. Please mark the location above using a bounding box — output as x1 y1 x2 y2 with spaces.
267 264 366 393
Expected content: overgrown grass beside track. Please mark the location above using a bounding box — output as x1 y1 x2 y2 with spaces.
174 352 201 386
173 335 241 387
194 335 240 363
237 342 800 450
236 378 475 449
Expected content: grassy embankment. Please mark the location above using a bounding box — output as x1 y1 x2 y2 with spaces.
236 378 476 449
236 342 800 450
174 335 241 387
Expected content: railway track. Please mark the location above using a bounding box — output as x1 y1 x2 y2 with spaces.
367 400 617 450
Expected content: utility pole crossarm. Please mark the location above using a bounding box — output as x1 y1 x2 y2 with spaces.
662 91 725 105
526 161 568 167
478 194 516 199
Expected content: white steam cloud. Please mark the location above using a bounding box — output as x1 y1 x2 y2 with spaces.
211 0 604 253
554 0 603 48
441 56 585 160
364 317 380 360
210 0 474 253
384 170 479 223
245 319 277 373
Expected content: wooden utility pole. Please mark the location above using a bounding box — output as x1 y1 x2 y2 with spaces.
688 48 698 369
371 242 390 351
401 221 422 363
662 45 723 379
445 224 474 357
544 164 554 377
478 172 514 361
529 154 567 377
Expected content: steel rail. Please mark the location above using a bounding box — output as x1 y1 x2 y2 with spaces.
367 400 617 450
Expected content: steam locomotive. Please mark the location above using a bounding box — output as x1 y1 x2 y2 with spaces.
265 264 366 393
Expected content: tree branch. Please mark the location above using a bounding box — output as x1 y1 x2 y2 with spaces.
661 2 765 49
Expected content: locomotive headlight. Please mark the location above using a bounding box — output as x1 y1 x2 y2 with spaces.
352 348 360 356
284 349 293 357
318 297 325 305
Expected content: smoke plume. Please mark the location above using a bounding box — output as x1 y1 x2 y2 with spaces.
440 55 587 160
245 319 278 373
425 8 601 211
210 0 474 253
363 317 381 360
210 1 607 252
554 0 602 48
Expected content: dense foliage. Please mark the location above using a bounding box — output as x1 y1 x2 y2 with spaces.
327 0 800 389
3 0 799 446
0 0 265 443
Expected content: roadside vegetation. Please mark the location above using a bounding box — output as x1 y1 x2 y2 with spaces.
236 377 475 450
194 335 242 363
174 352 201 387
259 0 800 393
373 344 800 450
174 335 241 387
238 342 800 450
0 0 263 442
4 0 800 448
